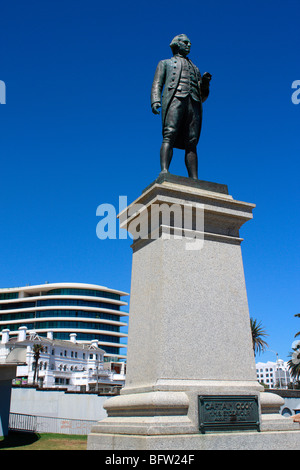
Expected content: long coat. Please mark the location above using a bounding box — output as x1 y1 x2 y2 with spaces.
151 56 209 149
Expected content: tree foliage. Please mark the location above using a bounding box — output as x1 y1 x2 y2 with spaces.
250 318 269 356
32 343 44 384
287 313 300 380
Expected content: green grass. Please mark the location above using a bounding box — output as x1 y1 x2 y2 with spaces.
0 431 87 450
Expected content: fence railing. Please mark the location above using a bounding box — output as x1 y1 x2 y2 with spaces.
9 412 98 435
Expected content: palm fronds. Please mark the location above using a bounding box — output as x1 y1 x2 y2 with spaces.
250 317 269 356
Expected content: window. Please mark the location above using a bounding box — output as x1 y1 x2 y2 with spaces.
47 288 120 301
0 292 19 300
55 377 70 385
0 301 35 311
282 408 292 417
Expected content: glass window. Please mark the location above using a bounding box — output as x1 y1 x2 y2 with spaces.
36 299 120 311
46 288 121 301
0 301 36 311
35 310 121 323
0 292 19 300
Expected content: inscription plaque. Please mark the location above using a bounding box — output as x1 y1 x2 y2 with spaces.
198 395 260 434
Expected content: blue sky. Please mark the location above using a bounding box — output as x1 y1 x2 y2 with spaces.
0 0 299 363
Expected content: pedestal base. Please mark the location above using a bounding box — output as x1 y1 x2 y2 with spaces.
87 388 300 450
88 429 300 450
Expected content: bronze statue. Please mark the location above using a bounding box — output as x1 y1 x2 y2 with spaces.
151 34 211 179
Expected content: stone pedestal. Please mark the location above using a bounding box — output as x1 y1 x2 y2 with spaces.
0 364 17 437
88 174 300 450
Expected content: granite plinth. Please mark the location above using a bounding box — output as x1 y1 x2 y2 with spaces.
88 429 300 450
142 172 229 195
87 176 300 450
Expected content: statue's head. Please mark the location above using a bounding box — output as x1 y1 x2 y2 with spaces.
170 34 191 56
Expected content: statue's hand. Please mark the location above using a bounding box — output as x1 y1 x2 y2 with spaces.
152 102 161 115
202 72 212 82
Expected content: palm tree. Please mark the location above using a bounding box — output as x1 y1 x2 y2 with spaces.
32 343 44 385
287 348 300 381
287 313 300 381
250 317 269 356
294 313 300 338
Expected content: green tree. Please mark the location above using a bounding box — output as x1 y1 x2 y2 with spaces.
32 343 44 385
250 318 269 356
287 313 300 381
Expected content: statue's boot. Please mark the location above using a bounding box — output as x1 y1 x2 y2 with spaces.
160 143 173 173
185 148 198 180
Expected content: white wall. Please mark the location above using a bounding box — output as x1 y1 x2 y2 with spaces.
10 387 108 421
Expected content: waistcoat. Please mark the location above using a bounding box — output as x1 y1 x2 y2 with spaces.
175 57 200 102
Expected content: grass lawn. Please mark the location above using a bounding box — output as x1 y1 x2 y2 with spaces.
0 431 87 450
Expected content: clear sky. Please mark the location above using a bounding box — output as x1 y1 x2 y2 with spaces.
0 0 299 363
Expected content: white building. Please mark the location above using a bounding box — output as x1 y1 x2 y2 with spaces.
256 359 293 389
0 282 129 362
0 326 125 393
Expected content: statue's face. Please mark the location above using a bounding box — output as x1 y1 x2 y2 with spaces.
176 36 191 56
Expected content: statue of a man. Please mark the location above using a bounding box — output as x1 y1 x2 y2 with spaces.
151 34 211 179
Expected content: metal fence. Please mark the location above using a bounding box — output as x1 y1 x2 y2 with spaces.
9 412 98 435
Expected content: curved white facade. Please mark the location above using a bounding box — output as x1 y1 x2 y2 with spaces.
0 283 129 361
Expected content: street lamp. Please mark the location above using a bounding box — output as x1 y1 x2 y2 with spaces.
269 349 283 389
